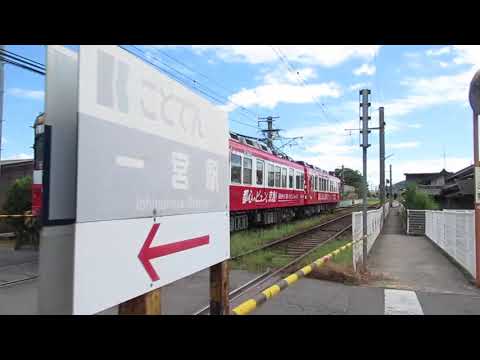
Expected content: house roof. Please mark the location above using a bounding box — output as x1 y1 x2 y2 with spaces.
404 169 452 177
0 159 33 167
446 164 474 181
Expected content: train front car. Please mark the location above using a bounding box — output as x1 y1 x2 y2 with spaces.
229 133 305 231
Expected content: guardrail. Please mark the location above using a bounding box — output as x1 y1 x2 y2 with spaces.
352 202 390 271
425 210 476 278
0 214 35 218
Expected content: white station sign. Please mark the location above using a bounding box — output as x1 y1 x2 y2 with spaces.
40 45 230 315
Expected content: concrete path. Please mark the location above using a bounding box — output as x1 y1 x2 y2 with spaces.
253 204 480 315
368 206 480 296
0 268 260 315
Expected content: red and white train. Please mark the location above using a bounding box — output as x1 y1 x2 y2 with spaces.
31 114 341 231
229 132 341 231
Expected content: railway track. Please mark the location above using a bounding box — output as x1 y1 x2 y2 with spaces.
195 204 378 314
0 260 38 289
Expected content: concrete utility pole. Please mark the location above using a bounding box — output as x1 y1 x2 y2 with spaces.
379 107 385 207
360 89 371 270
258 116 280 150
0 45 5 176
341 165 345 199
389 164 393 207
469 69 480 287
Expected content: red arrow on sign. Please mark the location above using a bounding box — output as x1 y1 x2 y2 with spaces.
138 223 210 282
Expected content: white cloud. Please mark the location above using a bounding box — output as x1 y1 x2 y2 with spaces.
8 88 44 100
349 82 371 91
1 137 6 145
263 66 317 85
439 61 449 68
382 69 474 118
390 141 420 149
190 45 381 67
426 46 451 56
406 123 423 129
6 153 32 160
221 82 341 111
452 45 480 67
353 63 376 76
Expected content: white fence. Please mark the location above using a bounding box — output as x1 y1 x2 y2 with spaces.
352 203 390 270
425 210 476 278
339 199 363 208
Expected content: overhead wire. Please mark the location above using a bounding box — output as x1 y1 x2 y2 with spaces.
127 45 260 124
270 45 343 124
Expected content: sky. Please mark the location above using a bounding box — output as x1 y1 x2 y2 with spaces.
1 45 479 186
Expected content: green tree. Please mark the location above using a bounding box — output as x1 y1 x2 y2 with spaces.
2 176 38 250
401 183 439 210
334 167 367 196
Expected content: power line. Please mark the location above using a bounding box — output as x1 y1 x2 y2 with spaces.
0 57 45 75
127 46 260 124
270 45 341 124
0 48 45 69
144 46 261 119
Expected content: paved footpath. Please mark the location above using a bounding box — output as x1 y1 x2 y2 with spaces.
254 205 480 315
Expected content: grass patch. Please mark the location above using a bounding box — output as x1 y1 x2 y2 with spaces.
300 235 352 268
230 211 341 258
231 232 353 273
230 248 291 273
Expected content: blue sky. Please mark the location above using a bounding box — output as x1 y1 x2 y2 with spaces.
2 45 478 185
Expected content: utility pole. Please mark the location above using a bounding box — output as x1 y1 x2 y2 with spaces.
379 107 385 207
341 165 345 199
0 45 5 176
389 164 393 207
258 116 280 150
360 89 371 271
468 68 480 287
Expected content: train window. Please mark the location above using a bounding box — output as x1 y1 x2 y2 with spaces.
274 166 281 187
314 176 318 191
281 168 287 188
256 159 264 186
288 169 294 188
231 153 242 184
267 163 275 187
243 157 253 184
246 139 255 146
295 172 301 190
301 174 304 190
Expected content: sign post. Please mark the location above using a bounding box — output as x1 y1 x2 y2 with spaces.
210 261 229 315
119 288 162 315
39 45 230 315
469 69 480 287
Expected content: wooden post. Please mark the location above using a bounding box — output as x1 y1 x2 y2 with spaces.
210 261 229 315
118 288 161 315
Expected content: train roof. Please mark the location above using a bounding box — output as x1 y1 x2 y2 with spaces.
230 131 339 179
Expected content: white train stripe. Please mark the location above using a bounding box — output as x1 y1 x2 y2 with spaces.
384 289 424 315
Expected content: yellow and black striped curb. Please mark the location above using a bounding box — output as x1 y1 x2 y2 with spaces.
0 215 36 218
231 239 362 315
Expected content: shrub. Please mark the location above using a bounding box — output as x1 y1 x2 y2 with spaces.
2 176 39 250
401 183 439 210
